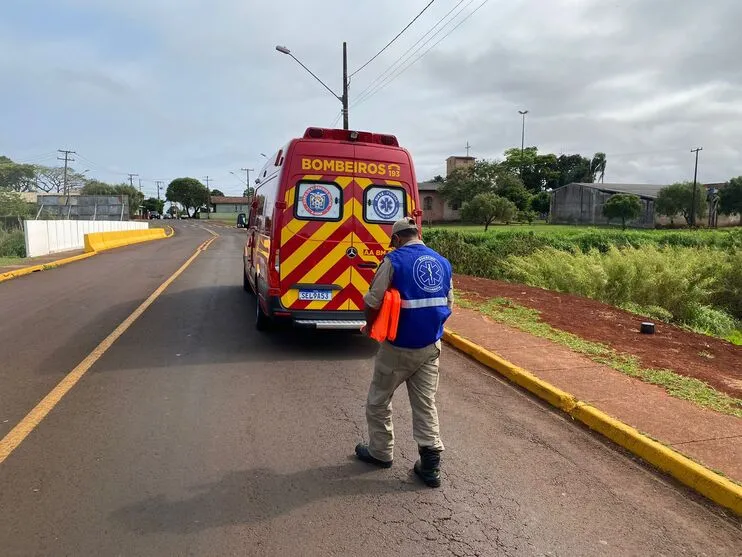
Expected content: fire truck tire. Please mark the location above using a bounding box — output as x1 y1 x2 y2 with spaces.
244 270 256 295
256 297 271 331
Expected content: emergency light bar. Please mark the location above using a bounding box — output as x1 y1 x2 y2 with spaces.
303 127 399 147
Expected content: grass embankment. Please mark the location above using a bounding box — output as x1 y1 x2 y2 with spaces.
425 227 742 344
457 296 742 418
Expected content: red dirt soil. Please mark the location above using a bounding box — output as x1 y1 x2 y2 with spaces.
454 274 742 399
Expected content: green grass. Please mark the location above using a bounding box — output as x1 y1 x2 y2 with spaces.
0 256 24 266
457 296 742 418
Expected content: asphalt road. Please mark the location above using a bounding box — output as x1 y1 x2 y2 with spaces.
0 221 739 556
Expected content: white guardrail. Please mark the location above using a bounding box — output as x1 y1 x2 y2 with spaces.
24 220 149 258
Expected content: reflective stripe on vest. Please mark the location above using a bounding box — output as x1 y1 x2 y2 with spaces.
400 297 449 309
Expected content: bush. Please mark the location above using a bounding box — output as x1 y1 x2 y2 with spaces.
0 227 26 257
502 246 730 321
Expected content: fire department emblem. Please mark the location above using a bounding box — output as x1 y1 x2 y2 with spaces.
372 190 401 220
301 185 333 217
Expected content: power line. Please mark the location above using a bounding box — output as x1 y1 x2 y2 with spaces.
330 110 343 128
351 0 469 104
350 0 437 77
354 0 490 108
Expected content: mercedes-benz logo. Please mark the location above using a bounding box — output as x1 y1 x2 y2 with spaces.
346 247 358 259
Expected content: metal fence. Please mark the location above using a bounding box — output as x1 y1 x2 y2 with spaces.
35 195 130 221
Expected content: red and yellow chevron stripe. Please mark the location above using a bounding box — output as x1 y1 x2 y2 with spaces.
278 174 415 312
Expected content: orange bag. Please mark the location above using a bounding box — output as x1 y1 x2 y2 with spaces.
368 288 401 342
387 289 401 342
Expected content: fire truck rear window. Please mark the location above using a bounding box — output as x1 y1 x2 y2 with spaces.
294 181 342 221
364 186 406 224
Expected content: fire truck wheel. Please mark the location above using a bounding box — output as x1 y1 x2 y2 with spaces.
256 298 271 331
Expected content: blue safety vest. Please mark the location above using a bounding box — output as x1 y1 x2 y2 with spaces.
386 243 453 349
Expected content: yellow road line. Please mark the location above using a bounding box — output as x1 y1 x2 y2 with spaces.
0 233 219 465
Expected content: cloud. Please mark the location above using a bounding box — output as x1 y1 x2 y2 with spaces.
1 0 740 197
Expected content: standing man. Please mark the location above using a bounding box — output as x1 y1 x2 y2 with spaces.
355 217 454 488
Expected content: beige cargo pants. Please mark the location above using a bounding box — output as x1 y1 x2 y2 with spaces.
365 340 444 462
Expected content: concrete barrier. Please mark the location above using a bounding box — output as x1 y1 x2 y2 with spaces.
84 228 168 253
24 220 148 258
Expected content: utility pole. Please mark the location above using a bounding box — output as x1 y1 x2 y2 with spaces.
690 147 703 228
342 42 349 130
155 180 163 201
240 168 253 195
57 149 76 195
276 43 350 131
138 178 142 193
465 142 471 157
518 110 529 177
128 173 138 188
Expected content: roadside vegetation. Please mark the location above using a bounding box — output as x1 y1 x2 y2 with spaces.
425 227 742 344
457 296 742 418
0 226 26 258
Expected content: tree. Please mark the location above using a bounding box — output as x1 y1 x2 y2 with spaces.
602 194 642 230
0 156 36 192
557 154 593 187
438 160 501 206
113 184 145 218
461 193 517 231
530 191 551 216
142 197 165 214
166 178 209 217
210 189 225 197
81 181 116 195
432 175 445 183
655 182 707 226
495 173 531 210
719 177 742 216
0 190 34 219
33 165 88 193
501 148 560 192
591 152 607 183
243 186 255 198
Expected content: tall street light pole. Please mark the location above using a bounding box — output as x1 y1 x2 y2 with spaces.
276 43 349 130
518 110 529 176
690 147 703 228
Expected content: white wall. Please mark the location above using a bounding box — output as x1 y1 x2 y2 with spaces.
24 220 148 258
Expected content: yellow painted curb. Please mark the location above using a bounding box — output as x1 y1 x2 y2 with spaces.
442 328 742 516
0 226 173 284
0 252 98 283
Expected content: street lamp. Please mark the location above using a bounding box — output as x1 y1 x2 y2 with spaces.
275 43 349 130
518 110 529 176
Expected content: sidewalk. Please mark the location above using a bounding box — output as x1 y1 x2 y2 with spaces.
446 307 742 483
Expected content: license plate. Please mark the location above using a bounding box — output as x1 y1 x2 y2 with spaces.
298 289 333 301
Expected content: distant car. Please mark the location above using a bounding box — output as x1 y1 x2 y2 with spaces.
149 212 161 219
163 213 172 219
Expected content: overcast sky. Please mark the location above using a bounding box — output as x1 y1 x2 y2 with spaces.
1 0 740 198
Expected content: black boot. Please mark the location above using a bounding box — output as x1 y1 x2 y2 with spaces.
413 446 442 488
355 443 393 468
